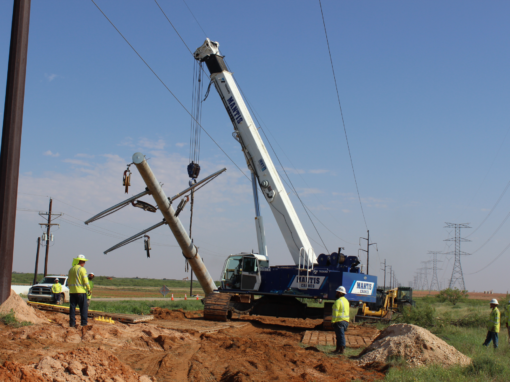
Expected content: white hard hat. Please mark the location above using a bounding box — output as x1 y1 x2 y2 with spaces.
490 299 498 305
336 286 347 294
74 254 88 262
89 272 94 276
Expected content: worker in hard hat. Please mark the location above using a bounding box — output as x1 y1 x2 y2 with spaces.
51 278 62 305
331 286 350 354
68 254 91 328
483 298 500 348
506 300 510 344
87 273 95 307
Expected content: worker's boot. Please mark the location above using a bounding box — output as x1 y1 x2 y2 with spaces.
332 344 341 353
339 346 345 355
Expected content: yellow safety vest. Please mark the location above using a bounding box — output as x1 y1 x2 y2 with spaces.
51 283 62 293
68 265 90 294
488 307 500 333
332 296 350 323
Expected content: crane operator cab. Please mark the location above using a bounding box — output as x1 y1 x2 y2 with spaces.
221 253 268 291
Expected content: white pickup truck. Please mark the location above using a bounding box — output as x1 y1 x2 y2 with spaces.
27 276 70 304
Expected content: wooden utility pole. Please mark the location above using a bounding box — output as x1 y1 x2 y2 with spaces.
381 259 387 290
0 0 31 305
39 198 61 276
33 237 40 285
359 230 377 275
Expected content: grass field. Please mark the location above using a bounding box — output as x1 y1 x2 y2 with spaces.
12 272 213 288
60 299 204 315
383 296 510 381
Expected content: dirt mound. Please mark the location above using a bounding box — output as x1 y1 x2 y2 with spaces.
7 322 195 351
357 323 471 368
0 347 155 381
151 308 202 320
0 290 46 325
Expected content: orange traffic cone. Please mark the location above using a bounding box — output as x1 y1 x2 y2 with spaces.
184 294 187 301
171 294 174 301
196 294 199 300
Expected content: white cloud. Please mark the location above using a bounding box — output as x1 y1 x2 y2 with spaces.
43 150 59 157
309 169 329 174
118 137 135 147
45 73 58 82
139 138 165 150
342 209 350 213
63 159 90 166
175 143 186 148
283 167 305 175
480 208 489 212
298 188 323 196
76 153 95 158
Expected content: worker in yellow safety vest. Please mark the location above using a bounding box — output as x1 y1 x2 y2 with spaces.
331 286 350 354
483 298 500 348
506 300 510 344
51 279 62 305
68 254 91 328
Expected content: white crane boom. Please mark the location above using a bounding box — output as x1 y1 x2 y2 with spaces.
194 39 317 266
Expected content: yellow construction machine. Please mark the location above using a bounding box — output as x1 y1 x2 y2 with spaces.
355 286 414 322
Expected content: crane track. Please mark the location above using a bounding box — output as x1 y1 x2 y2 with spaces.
203 293 232 322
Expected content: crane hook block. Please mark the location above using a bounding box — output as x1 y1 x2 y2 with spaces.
187 162 201 179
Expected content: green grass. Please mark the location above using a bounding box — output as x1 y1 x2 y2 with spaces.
382 297 510 381
60 299 204 315
0 309 33 328
12 272 218 288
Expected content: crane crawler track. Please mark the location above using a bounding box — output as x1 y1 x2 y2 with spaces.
204 293 233 322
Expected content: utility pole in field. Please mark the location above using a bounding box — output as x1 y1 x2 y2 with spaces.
380 259 387 289
421 261 432 292
444 223 471 290
359 230 377 275
388 266 393 289
0 0 31 305
39 198 62 276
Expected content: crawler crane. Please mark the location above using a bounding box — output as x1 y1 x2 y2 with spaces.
194 39 377 328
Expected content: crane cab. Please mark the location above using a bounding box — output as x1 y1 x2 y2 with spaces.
220 253 269 291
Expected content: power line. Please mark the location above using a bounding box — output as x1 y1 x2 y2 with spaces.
89 0 250 182
469 241 510 275
318 0 368 231
181 0 207 37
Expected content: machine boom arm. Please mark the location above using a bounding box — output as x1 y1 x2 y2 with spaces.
195 39 316 266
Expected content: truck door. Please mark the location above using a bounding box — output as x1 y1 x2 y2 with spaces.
241 256 260 290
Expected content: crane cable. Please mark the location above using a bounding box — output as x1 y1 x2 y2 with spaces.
318 0 368 231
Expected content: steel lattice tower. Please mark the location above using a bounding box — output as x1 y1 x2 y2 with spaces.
444 223 471 290
421 261 432 291
428 251 443 291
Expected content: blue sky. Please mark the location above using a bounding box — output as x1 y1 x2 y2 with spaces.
1 1 510 291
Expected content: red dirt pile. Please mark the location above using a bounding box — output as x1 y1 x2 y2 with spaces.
0 347 155 381
0 290 46 325
357 323 471 368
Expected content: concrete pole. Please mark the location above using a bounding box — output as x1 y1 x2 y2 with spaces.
132 152 217 295
0 0 31 305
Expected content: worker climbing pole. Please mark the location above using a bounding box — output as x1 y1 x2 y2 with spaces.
187 59 204 296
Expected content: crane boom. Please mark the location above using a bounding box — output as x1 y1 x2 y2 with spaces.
194 39 316 266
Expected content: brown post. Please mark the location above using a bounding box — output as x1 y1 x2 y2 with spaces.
0 0 31 305
43 198 52 276
33 237 40 285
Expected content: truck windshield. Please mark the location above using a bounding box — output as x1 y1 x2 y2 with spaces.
40 277 66 285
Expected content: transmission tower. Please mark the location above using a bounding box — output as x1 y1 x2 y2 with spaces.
444 223 471 290
420 261 432 291
428 251 443 291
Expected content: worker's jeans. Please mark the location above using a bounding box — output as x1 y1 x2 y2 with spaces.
483 331 498 348
69 293 88 327
333 321 349 348
507 326 510 344
52 293 60 304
